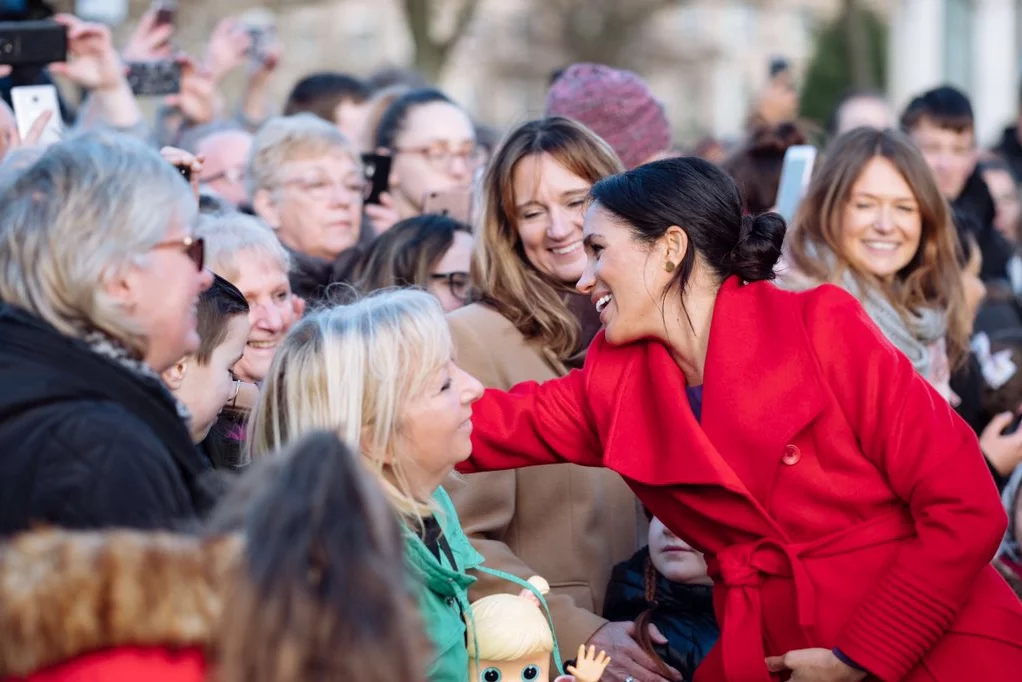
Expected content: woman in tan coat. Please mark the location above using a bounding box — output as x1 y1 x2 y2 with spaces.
446 117 662 682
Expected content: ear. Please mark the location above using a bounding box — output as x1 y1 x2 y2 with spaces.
662 225 688 266
100 262 140 314
253 188 281 228
292 295 306 319
162 357 189 390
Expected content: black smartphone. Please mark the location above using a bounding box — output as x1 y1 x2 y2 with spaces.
126 60 181 96
1002 412 1022 436
177 164 192 182
361 152 392 205
769 56 790 79
0 20 67 66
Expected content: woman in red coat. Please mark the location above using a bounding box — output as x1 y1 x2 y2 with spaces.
459 157 1022 682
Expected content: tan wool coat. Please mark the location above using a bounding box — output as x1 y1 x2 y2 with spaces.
444 302 644 666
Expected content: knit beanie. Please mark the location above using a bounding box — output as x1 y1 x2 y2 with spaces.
545 63 671 169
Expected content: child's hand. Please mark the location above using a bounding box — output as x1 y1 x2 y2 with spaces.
562 644 610 682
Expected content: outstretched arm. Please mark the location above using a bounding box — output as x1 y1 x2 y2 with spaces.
460 368 604 474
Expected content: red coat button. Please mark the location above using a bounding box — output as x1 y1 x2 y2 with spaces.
782 445 801 465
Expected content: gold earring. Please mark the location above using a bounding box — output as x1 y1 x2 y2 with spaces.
665 261 676 273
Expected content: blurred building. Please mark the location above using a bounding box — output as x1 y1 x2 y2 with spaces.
889 0 1019 145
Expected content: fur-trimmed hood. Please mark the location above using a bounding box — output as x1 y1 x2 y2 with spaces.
0 529 242 678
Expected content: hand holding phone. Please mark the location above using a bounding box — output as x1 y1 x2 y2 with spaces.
11 85 63 147
361 153 392 206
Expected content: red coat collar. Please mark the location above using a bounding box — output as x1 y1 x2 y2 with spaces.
592 278 827 539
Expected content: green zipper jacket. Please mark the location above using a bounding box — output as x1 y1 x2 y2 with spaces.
405 487 484 682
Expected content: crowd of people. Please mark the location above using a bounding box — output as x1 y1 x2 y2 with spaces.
1 6 1022 682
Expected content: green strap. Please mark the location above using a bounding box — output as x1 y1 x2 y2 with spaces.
474 565 565 676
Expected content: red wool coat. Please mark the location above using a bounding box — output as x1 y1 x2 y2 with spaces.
460 278 1022 681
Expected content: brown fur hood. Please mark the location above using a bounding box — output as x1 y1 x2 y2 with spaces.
0 529 242 678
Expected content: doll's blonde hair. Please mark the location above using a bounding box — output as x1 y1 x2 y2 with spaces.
466 577 553 661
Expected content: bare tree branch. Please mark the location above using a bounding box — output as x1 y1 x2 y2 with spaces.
401 0 482 81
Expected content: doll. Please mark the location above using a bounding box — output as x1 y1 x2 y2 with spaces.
466 576 610 682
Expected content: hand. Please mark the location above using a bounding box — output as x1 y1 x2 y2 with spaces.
49 14 126 92
245 34 281 85
164 56 223 125
566 644 611 682
586 622 682 682
979 411 1022 476
765 648 867 682
159 146 204 202
121 8 175 62
364 191 402 235
1 110 54 159
203 18 252 83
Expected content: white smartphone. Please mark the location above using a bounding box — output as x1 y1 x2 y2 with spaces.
11 85 63 147
774 145 817 224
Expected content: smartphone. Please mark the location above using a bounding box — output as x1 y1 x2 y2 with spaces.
774 145 817 224
11 85 63 146
151 0 177 27
0 21 67 66
769 56 790 79
125 60 181 96
245 25 275 64
361 153 392 205
423 188 472 224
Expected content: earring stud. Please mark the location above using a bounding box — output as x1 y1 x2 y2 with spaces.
664 261 676 273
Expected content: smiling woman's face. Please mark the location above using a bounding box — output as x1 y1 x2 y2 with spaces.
512 152 592 285
839 156 923 280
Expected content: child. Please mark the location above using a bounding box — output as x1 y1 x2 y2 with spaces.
467 576 610 682
603 516 719 682
162 274 250 464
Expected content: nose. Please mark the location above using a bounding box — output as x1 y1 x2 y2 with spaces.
198 267 214 292
576 259 595 295
457 364 484 404
253 301 284 332
547 206 575 241
873 205 895 233
329 181 354 206
448 154 470 181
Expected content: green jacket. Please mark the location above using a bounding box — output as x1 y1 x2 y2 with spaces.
405 487 483 682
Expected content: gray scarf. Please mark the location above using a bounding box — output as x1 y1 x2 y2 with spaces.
777 248 945 379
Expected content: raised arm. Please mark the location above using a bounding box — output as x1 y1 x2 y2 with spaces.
809 287 1007 680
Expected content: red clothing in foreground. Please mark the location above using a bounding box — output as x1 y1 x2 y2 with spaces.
16 647 206 682
461 278 1022 681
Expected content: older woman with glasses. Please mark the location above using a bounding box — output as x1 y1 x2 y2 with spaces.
249 113 369 303
373 88 483 222
0 132 217 535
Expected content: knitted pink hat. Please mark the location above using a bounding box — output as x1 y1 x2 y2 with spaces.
545 63 671 169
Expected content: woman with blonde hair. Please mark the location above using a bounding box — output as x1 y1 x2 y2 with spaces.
445 117 656 682
247 289 485 682
782 127 969 398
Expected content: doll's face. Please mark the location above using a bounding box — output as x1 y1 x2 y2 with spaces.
471 652 548 682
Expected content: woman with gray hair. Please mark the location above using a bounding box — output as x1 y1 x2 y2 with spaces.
0 132 217 535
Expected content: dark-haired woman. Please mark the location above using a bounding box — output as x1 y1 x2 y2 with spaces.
460 157 1022 681
721 121 807 216
373 88 482 221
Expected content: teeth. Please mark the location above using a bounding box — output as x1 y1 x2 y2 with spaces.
248 341 276 349
552 242 581 255
863 241 897 251
595 294 612 313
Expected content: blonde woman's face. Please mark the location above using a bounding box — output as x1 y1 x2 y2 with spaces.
471 652 547 682
229 250 300 383
399 359 482 495
839 156 922 280
512 153 591 285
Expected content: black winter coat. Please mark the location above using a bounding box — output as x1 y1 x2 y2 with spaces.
0 305 219 535
603 548 719 682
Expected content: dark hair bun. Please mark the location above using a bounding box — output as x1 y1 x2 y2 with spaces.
728 213 786 281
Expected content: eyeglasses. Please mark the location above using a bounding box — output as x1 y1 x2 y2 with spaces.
394 145 485 171
151 236 205 271
281 175 366 201
430 271 471 302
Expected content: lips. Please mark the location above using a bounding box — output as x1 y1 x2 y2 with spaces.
595 294 612 313
861 240 899 252
247 339 278 351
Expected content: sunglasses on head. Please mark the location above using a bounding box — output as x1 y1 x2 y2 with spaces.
151 236 205 271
